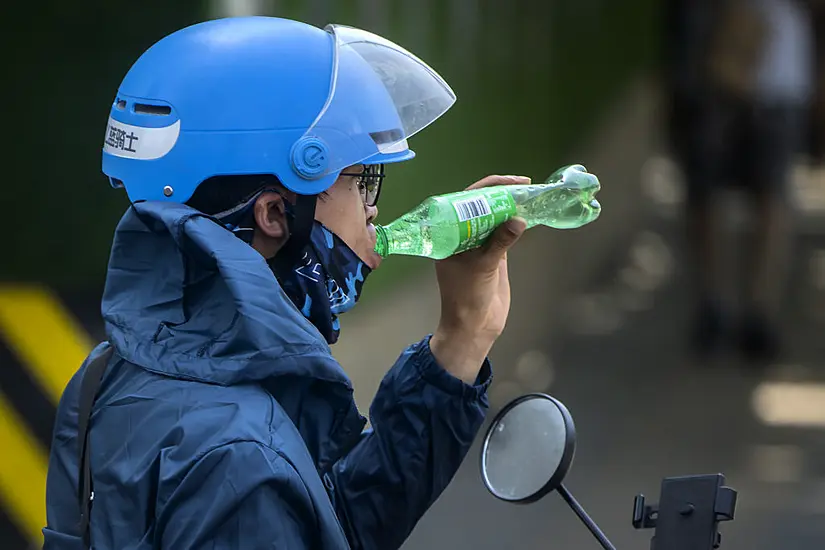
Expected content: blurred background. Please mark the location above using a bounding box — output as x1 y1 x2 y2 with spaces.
1 0 824 548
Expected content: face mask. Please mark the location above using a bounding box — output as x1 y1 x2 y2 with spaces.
270 221 371 344
213 191 371 343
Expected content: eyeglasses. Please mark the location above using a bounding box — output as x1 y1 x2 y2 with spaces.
340 164 385 207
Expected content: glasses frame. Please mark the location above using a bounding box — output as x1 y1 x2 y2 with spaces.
340 164 385 207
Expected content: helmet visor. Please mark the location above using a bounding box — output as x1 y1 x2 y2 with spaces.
299 24 456 177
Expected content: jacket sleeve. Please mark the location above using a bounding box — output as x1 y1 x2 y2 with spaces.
329 336 492 550
157 441 318 549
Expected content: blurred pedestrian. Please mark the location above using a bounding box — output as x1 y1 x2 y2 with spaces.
665 0 816 363
811 1 825 163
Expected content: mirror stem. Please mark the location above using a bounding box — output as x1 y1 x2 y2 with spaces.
557 484 617 550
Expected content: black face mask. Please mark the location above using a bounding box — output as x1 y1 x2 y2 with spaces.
215 191 371 344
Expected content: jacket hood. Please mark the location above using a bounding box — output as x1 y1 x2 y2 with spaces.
101 201 353 390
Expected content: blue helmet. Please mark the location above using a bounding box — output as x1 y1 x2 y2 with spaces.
102 17 456 203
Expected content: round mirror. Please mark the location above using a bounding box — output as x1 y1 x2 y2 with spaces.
481 393 576 503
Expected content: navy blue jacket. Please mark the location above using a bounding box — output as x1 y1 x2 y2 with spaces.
43 202 491 549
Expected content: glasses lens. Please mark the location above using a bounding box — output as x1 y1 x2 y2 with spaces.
362 165 384 206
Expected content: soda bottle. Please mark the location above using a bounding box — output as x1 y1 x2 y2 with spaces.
374 164 602 260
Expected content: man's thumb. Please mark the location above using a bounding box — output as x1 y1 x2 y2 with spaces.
485 217 527 257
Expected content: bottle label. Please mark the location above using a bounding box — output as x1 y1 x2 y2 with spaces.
450 188 517 253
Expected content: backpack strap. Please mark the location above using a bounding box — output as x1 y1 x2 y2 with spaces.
76 345 114 547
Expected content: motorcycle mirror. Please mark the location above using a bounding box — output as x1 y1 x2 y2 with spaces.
481 393 576 503
481 393 618 550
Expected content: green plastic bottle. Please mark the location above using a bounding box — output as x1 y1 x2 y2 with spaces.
374 164 601 260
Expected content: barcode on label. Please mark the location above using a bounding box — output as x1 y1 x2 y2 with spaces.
454 197 492 222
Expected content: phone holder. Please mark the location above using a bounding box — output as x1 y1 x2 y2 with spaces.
632 474 737 550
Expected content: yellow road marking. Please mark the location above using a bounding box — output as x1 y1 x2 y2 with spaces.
0 286 93 403
0 394 47 544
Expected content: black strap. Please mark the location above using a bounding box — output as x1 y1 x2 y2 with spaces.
76 345 114 547
271 193 317 272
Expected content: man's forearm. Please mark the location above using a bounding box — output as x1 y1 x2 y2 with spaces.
429 326 494 384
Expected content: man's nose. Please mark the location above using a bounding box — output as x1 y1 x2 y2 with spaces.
365 203 378 224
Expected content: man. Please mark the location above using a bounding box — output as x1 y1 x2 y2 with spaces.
43 17 529 550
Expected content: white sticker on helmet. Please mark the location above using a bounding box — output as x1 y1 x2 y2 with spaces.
103 117 181 160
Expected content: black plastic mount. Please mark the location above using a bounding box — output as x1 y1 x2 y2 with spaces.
632 474 737 550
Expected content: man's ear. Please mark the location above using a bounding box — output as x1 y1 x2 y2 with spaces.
253 191 289 240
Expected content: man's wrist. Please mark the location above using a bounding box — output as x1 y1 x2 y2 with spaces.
429 326 495 384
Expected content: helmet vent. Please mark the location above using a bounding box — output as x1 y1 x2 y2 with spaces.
134 103 172 116
115 99 127 110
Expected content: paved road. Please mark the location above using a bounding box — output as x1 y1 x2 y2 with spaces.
397 162 825 550
332 81 825 549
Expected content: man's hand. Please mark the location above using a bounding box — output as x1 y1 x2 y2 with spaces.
430 175 530 383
